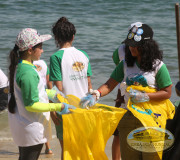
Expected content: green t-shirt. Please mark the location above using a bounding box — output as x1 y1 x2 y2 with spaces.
16 61 39 106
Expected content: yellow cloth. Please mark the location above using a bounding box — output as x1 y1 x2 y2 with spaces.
126 85 175 159
126 85 175 129
56 85 175 160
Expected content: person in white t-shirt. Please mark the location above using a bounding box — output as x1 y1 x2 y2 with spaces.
8 28 74 160
33 60 53 154
111 22 142 160
80 23 172 160
50 17 93 160
0 69 8 111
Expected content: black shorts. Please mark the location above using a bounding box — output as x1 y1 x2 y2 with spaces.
0 87 8 111
19 143 43 160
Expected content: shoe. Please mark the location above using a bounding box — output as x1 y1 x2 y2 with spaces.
45 148 53 154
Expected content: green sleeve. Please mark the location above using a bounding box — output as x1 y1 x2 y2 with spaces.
174 101 180 109
49 51 64 81
112 48 120 65
156 64 172 89
110 61 124 82
46 66 49 76
78 49 92 76
25 102 62 112
19 70 39 106
87 62 92 76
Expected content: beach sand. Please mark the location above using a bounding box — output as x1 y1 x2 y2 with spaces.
0 123 113 160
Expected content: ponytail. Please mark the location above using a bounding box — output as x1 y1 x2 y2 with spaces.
8 44 19 113
52 16 76 47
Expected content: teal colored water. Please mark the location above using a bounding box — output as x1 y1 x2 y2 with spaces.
0 0 179 140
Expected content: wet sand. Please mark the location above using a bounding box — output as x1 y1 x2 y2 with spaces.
0 124 113 160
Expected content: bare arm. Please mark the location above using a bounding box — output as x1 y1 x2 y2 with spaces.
54 81 63 91
87 76 92 91
147 84 172 101
98 78 119 97
50 81 63 125
46 75 53 89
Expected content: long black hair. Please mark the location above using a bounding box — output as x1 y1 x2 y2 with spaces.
52 17 76 48
8 45 23 113
125 39 163 72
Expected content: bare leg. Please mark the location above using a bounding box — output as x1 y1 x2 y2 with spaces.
112 88 123 160
45 142 53 154
112 135 121 160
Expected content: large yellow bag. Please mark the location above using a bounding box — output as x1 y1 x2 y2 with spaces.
57 94 127 160
57 85 175 160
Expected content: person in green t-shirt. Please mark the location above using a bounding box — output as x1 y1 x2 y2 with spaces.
8 28 75 160
80 23 172 160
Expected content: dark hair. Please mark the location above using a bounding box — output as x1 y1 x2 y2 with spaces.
8 43 42 113
125 45 136 66
52 17 76 47
8 45 22 113
125 39 163 72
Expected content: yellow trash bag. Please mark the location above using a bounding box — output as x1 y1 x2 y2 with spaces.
126 85 175 159
57 94 127 160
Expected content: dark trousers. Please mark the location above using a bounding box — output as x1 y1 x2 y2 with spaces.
18 143 43 160
117 111 160 160
162 104 180 160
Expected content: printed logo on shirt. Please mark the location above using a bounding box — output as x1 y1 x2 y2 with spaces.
72 62 85 72
34 65 42 72
69 75 87 81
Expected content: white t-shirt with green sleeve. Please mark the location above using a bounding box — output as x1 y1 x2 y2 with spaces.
111 59 172 109
112 44 125 65
33 60 49 88
8 60 51 146
0 69 8 88
112 44 126 94
50 47 92 99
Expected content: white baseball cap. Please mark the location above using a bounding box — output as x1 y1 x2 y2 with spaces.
15 28 52 51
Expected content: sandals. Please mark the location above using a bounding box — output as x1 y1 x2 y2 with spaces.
45 148 53 154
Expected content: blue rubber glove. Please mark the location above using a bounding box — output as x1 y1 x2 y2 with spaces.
46 86 65 103
57 103 76 115
129 88 149 103
79 94 96 108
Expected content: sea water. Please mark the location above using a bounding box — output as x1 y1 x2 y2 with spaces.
0 0 179 141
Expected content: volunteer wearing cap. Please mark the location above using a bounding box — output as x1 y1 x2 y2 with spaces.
80 23 172 160
8 28 75 160
111 22 143 160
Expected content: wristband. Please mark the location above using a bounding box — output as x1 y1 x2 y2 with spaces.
89 89 101 100
97 90 101 97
